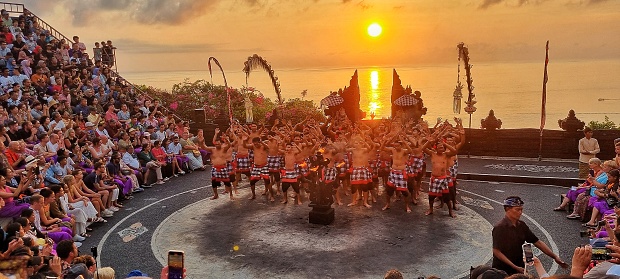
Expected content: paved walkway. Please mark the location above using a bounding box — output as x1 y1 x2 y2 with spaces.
77 157 584 278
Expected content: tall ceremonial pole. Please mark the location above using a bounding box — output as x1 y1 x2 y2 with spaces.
538 41 550 161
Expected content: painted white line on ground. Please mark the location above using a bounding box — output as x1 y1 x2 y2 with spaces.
96 184 212 267
459 189 560 276
150 197 212 266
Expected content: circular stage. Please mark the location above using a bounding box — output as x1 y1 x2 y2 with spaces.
152 189 492 279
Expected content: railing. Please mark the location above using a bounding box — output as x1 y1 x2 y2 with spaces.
0 2 185 121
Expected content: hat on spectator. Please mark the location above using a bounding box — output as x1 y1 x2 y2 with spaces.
127 270 148 277
85 122 95 127
48 99 58 106
24 155 39 166
143 132 151 137
469 265 508 279
7 120 17 126
129 128 137 133
502 196 524 207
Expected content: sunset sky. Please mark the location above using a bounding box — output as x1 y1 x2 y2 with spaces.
17 0 620 73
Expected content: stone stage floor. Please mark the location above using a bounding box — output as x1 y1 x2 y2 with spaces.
80 159 585 278
151 188 492 279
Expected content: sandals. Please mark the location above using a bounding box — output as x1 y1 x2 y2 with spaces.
80 233 91 238
95 217 107 223
553 207 565 211
583 223 596 228
566 214 581 219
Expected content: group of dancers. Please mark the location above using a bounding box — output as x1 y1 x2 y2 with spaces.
205 113 465 217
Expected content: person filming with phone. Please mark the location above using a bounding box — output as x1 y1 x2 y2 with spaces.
492 196 569 274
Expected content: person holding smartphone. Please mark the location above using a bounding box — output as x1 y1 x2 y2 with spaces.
492 196 569 274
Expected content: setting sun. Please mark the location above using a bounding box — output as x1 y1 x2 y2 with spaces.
367 23 382 37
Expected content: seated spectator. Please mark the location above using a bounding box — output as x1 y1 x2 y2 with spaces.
93 266 115 279
152 140 182 177
83 162 117 214
567 158 608 219
68 170 107 219
88 137 111 160
34 134 55 161
137 144 166 185
179 131 205 171
106 152 135 196
584 169 620 227
0 171 30 218
166 136 189 172
26 196 76 247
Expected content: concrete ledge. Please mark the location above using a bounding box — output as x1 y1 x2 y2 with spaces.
454 172 581 187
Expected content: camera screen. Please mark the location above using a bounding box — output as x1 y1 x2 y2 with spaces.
168 251 183 279
591 247 611 260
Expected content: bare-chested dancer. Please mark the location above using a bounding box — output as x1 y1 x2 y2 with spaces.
347 130 375 208
322 145 343 205
244 137 274 201
231 125 252 193
405 128 427 205
440 118 466 210
279 142 303 205
381 133 415 212
423 133 457 218
266 133 282 196
205 128 233 200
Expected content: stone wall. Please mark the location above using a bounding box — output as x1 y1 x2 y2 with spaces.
190 115 620 160
461 128 619 160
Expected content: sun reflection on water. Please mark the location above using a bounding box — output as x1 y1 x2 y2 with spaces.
368 70 382 117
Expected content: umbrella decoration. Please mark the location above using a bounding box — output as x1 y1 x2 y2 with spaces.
207 57 232 124
320 93 344 107
243 54 282 105
393 94 418 107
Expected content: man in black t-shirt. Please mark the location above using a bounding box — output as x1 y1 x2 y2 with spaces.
492 196 569 274
6 120 19 141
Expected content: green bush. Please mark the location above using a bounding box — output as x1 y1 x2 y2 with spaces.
137 80 324 124
588 116 618 130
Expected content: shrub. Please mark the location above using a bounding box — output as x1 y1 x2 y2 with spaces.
137 80 324 125
588 116 618 130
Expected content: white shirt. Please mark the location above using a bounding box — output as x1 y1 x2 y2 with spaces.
122 152 140 169
154 131 166 141
0 75 14 88
167 142 182 155
96 128 110 138
46 141 59 153
579 137 600 163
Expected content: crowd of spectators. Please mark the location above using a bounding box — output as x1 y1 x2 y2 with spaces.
0 9 206 278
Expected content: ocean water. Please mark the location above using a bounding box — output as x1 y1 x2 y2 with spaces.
119 59 620 129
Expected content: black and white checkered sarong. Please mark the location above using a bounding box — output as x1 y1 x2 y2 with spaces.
251 164 270 181
429 176 450 197
322 167 338 183
349 167 371 185
280 169 300 182
211 165 230 182
387 169 408 191
236 155 251 172
267 155 281 172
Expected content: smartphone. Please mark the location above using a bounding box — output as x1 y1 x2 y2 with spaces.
591 246 612 261
167 250 184 279
522 243 534 264
590 169 595 177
